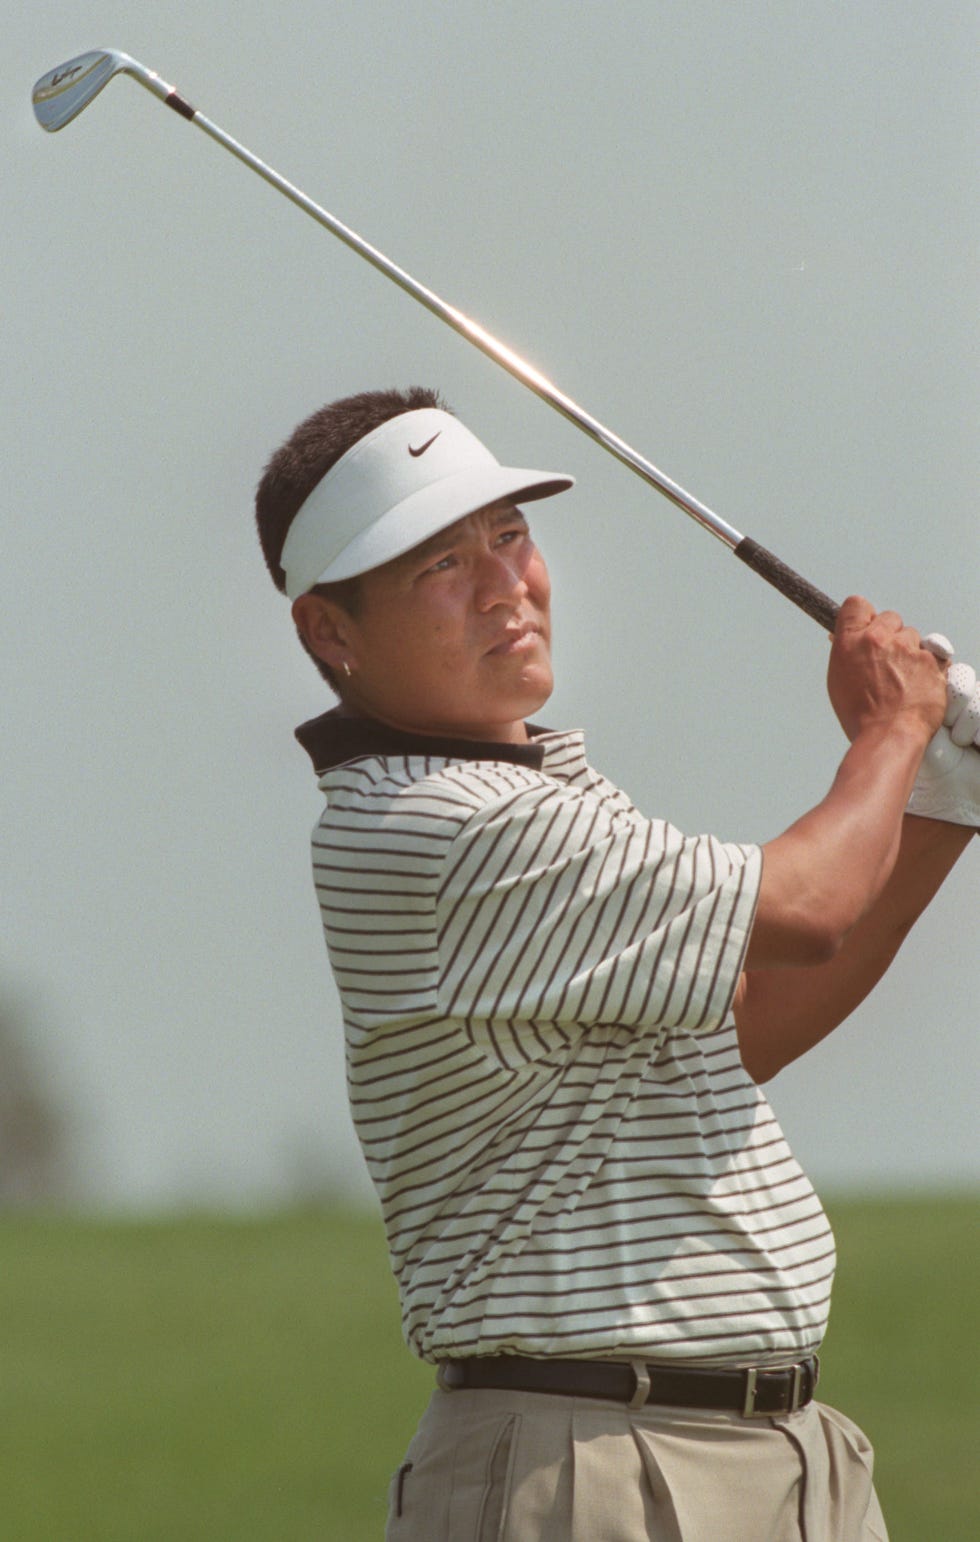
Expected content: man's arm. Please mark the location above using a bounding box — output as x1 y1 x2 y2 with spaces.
739 595 949 971
728 593 974 1081
733 813 972 1083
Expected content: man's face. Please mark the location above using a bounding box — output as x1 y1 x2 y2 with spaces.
337 500 553 743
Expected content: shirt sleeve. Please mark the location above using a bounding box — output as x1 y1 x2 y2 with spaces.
435 777 761 1066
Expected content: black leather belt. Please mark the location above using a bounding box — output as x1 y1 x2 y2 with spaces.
436 1354 820 1418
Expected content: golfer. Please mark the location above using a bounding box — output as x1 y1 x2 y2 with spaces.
256 387 977 1541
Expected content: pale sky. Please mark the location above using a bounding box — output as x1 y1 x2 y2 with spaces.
5 1 977 1208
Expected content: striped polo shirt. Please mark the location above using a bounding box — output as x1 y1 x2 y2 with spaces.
297 710 836 1367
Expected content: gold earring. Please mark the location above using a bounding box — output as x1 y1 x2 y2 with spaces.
342 661 352 679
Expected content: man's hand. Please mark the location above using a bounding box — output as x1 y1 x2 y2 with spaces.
906 653 980 829
827 596 948 747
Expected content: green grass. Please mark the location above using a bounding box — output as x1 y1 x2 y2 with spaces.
0 1196 975 1540
817 1195 979 1542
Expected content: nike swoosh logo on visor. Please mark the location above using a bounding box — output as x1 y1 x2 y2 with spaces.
408 433 441 457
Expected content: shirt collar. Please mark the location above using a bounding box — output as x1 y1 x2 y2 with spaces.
295 707 548 774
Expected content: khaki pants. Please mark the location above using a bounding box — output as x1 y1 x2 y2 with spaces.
385 1387 888 1541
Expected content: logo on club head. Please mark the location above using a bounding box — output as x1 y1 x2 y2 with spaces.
408 433 441 458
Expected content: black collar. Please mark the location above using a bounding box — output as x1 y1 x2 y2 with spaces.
295 707 548 774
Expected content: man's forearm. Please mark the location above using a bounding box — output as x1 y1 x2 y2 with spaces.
746 719 931 969
734 815 973 1083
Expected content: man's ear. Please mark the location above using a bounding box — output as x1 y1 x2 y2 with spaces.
291 592 351 672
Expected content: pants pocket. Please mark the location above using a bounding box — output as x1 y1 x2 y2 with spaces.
452 1412 522 1542
387 1407 522 1542
811 1402 889 1541
389 1462 414 1521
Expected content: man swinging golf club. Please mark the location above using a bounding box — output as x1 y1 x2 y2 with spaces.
256 386 977 1541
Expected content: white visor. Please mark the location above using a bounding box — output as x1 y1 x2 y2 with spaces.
280 408 574 598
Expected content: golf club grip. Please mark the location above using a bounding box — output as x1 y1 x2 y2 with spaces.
734 538 839 633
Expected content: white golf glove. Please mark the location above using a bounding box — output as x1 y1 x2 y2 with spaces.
942 660 980 747
907 645 980 828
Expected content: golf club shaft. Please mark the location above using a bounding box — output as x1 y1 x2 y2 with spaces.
190 102 840 631
38 54 843 628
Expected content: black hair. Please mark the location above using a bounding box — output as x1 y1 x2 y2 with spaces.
255 386 449 688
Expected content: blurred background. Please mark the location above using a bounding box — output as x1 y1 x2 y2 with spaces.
4 1 978 1214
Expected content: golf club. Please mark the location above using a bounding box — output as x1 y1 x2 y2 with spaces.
28 48 960 659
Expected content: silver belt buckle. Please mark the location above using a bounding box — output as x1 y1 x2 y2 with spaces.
742 1360 811 1418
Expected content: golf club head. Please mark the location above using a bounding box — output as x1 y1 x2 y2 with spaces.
31 51 137 132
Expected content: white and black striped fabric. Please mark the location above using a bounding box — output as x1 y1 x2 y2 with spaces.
297 712 836 1367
